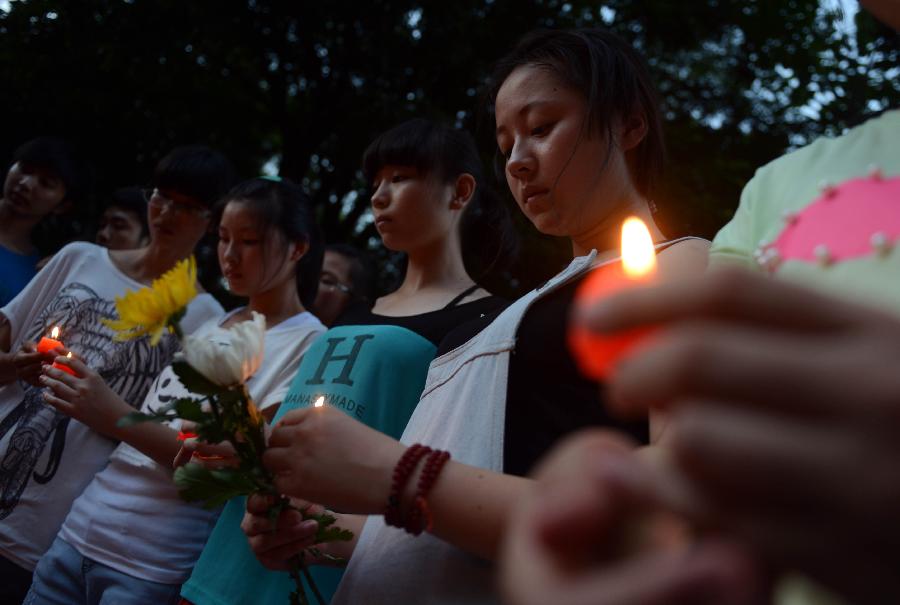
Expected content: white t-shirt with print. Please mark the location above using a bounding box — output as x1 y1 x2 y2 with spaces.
58 308 325 584
0 243 224 571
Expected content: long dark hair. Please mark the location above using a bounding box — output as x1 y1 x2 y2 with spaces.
488 28 666 202
215 177 324 309
362 118 517 281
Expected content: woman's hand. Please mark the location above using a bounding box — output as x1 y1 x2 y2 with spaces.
577 268 900 603
11 341 56 386
263 405 405 514
501 430 764 605
242 494 323 571
40 352 131 437
173 427 240 470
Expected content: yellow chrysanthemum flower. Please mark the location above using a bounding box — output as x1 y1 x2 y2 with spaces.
103 256 198 345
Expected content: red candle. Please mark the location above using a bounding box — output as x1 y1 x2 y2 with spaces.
37 326 63 354
569 217 659 380
51 352 77 376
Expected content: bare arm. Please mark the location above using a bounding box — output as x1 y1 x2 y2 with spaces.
41 356 184 467
264 406 532 562
405 459 530 560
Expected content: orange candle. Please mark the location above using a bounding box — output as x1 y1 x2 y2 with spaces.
569 217 658 380
37 326 63 354
51 352 77 376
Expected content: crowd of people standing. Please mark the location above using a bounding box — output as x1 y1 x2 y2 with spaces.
0 2 898 603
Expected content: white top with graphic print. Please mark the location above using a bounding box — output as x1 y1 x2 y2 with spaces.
0 242 223 571
58 308 324 584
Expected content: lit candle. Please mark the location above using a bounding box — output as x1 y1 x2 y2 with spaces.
569 217 658 380
313 396 324 408
37 326 64 355
51 351 77 376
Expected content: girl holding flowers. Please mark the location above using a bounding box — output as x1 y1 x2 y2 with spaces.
24 178 326 604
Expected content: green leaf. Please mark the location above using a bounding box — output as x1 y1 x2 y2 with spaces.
315 525 354 543
193 421 228 445
172 397 209 422
172 360 226 396
304 510 337 528
116 410 175 428
173 462 258 509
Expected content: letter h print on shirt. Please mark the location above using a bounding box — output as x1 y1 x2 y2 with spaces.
304 334 375 387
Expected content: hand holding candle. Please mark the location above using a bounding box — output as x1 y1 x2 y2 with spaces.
51 351 78 376
37 326 77 375
8 326 67 386
569 217 659 380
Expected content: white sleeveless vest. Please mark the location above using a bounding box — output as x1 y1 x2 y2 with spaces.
334 240 699 604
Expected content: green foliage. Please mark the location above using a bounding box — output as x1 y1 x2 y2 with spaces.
117 396 206 427
1 1 896 293
307 510 355 545
173 463 259 510
120 354 345 604
171 360 224 396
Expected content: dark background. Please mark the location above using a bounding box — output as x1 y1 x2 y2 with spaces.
2 0 897 297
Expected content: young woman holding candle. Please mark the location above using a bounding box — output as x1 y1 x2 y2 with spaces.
23 177 327 604
0 145 233 604
177 118 510 605
241 28 709 604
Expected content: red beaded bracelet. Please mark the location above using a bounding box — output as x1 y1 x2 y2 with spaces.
384 443 432 528
405 449 451 535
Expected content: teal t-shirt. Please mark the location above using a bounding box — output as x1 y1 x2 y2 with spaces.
180 324 437 605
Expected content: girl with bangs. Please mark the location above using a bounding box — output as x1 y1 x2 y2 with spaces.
177 119 509 605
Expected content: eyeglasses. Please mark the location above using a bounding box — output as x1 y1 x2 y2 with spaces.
142 188 210 218
319 273 353 295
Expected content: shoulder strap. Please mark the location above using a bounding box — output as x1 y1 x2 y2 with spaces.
654 235 708 253
443 284 480 309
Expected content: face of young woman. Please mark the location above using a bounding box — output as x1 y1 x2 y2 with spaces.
1 161 67 220
494 64 636 240
369 165 455 253
218 201 298 298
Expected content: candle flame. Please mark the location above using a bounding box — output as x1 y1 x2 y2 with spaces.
621 217 657 278
51 326 60 339
314 396 324 408
66 352 73 359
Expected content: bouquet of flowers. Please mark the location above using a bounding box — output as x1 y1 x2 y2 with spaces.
105 257 350 605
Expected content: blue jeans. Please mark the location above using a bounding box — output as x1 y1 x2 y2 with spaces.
24 537 182 605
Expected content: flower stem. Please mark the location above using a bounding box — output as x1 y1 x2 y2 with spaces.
169 318 184 342
288 555 310 605
301 561 327 605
